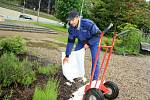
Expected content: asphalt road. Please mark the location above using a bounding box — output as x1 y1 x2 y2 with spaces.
0 7 63 26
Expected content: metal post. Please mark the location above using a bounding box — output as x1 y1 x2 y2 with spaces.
23 0 26 14
80 0 85 17
37 0 42 22
47 0 51 14
77 0 85 30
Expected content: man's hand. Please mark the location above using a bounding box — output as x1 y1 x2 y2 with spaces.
84 44 89 49
63 57 69 64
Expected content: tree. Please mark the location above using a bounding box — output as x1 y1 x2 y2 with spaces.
81 0 93 19
89 0 150 32
89 0 112 30
20 0 55 14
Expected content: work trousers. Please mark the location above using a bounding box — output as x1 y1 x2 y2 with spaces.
74 42 100 80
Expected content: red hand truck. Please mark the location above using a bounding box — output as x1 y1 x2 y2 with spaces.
83 24 126 100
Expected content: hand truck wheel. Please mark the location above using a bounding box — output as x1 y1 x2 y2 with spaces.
84 88 104 100
104 81 119 99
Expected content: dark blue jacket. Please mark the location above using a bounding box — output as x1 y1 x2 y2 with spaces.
65 19 101 57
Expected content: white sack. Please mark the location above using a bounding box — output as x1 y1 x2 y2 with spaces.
62 48 85 82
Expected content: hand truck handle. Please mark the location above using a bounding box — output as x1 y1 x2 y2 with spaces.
104 23 113 33
118 30 130 36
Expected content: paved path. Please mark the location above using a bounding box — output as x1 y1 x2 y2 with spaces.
0 7 63 26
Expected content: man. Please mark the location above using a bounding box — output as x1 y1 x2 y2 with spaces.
63 10 102 80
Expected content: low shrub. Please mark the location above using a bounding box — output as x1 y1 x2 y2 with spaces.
115 23 142 55
0 35 27 56
0 53 35 87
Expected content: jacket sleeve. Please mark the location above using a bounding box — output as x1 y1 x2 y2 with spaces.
65 28 75 57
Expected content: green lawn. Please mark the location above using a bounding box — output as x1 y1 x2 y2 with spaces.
24 9 59 21
4 19 67 33
32 22 67 33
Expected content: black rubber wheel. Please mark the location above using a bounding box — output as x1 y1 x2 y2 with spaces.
104 81 119 100
84 88 104 100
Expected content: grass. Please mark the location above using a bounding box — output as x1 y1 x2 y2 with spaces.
48 35 68 44
24 9 59 21
0 1 22 12
32 22 67 33
4 19 67 35
5 19 67 33
4 19 33 24
33 80 58 100
38 64 59 76
0 37 5 39
56 37 68 43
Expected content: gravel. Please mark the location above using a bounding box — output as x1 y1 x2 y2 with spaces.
29 46 150 100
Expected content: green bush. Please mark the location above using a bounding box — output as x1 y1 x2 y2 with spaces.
101 36 113 51
101 36 111 46
0 36 27 55
0 53 35 87
33 80 58 100
115 23 142 55
16 59 36 85
0 53 18 87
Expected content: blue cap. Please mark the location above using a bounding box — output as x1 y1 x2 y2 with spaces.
67 10 79 21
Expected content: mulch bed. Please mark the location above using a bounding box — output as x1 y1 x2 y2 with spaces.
0 53 80 100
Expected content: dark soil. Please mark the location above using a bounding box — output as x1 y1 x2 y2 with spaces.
0 71 80 100
54 70 81 100
0 75 40 100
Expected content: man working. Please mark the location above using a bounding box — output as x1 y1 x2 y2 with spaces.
63 10 102 80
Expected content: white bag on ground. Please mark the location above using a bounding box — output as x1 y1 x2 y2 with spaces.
62 48 85 82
